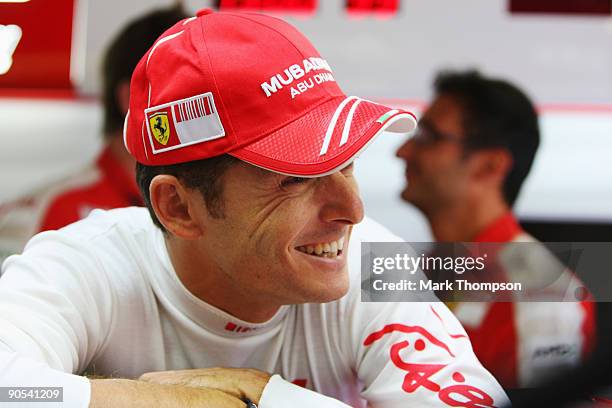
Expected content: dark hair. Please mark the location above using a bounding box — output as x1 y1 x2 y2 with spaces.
136 155 239 232
101 5 188 139
434 70 540 207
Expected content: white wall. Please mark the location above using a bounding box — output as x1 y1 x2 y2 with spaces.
0 98 101 202
79 0 612 105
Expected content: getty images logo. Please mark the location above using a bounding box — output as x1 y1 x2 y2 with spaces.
0 24 22 75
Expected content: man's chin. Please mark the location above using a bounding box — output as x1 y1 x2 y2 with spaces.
307 283 350 304
400 188 427 209
293 271 350 304
287 246 350 303
320 277 350 302
400 187 415 203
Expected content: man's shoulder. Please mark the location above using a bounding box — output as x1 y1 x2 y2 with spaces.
501 232 583 293
15 207 156 259
56 207 155 240
493 232 595 334
3 207 158 282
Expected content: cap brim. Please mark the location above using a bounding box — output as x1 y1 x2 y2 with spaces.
229 96 417 177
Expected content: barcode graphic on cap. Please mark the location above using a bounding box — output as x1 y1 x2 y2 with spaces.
176 95 214 122
145 91 225 154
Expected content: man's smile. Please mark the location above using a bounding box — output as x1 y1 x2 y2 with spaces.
295 236 345 259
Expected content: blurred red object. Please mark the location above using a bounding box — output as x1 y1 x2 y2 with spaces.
0 0 76 89
345 0 400 19
510 0 612 15
215 0 317 14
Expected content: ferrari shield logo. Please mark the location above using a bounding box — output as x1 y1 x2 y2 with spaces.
149 112 170 145
145 92 226 154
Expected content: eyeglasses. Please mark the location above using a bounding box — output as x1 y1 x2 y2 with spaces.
410 124 463 147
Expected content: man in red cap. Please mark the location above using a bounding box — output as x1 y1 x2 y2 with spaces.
396 70 595 389
0 11 508 407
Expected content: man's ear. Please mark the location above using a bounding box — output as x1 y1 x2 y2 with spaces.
472 148 513 186
150 175 203 239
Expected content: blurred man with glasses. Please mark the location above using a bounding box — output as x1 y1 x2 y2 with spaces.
396 70 596 389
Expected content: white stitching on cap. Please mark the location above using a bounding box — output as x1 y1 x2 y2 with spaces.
182 17 196 25
339 98 363 148
123 110 130 153
146 31 184 68
146 30 184 107
141 120 149 160
319 96 358 156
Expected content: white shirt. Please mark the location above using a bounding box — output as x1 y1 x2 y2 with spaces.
0 207 508 407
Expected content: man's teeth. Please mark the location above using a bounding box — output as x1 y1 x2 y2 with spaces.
297 237 345 258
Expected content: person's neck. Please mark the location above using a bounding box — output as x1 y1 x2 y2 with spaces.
107 134 136 178
165 237 281 323
427 194 510 242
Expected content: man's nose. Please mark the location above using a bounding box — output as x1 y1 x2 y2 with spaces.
318 172 365 226
396 137 415 160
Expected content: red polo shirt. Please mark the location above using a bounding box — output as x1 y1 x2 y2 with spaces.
455 212 596 388
39 147 143 232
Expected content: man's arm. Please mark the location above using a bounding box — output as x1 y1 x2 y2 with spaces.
0 352 243 408
90 379 244 408
0 231 117 375
343 218 509 407
139 368 352 408
0 228 134 407
512 300 596 387
0 229 109 408
351 301 510 408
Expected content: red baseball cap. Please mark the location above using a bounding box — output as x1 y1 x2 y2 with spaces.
124 8 416 177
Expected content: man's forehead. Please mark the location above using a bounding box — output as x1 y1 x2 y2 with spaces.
235 159 353 178
223 161 291 191
426 95 462 117
422 96 464 133
234 160 282 179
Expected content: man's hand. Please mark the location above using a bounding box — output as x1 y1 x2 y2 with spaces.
140 367 272 405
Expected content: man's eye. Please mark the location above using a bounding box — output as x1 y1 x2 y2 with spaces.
281 177 308 187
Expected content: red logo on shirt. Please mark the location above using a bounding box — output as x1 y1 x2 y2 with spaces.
224 322 255 333
292 379 308 388
364 324 497 407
